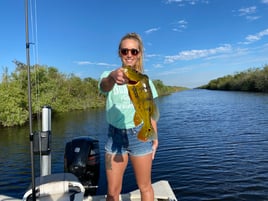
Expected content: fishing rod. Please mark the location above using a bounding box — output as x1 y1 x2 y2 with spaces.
25 0 36 200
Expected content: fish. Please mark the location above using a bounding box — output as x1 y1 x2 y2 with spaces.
122 66 159 142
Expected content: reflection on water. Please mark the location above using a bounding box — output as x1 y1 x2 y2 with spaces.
1 90 268 200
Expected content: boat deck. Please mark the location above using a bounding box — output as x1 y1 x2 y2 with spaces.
84 180 177 201
0 180 177 201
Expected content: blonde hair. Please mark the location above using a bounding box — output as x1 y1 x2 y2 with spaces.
118 33 144 73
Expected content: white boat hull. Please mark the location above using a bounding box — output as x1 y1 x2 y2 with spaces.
0 173 177 201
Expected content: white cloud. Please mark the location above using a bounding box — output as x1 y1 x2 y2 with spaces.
152 63 163 68
145 27 160 34
243 28 268 44
165 0 183 3
74 61 116 67
178 20 188 25
238 6 257 16
145 54 160 58
246 15 260 21
75 61 92 65
261 0 268 4
164 44 232 63
172 19 188 32
164 0 208 6
236 6 259 21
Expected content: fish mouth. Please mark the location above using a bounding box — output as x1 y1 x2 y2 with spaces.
128 80 138 85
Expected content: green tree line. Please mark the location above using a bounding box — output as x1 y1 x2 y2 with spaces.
0 62 185 127
153 79 188 96
199 65 268 92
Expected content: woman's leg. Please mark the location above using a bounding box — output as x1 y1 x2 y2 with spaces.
106 153 128 201
130 153 154 201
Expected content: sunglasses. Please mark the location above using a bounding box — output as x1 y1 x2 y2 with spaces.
120 48 139 56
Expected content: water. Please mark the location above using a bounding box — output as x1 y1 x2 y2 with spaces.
0 89 268 200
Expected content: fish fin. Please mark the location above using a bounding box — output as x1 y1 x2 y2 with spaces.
134 112 142 126
137 125 157 142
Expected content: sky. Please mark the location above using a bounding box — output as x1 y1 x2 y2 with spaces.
0 0 268 88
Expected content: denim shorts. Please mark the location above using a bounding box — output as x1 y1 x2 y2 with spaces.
105 124 153 156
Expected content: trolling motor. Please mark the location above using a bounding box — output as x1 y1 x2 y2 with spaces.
64 137 100 196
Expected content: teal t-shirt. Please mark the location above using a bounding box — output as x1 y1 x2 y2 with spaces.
98 71 158 129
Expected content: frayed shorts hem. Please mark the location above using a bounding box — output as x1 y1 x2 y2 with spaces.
105 124 153 157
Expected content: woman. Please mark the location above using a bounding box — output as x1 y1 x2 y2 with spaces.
98 32 159 201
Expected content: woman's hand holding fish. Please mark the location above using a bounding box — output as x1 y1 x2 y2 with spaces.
100 67 129 92
110 67 128 85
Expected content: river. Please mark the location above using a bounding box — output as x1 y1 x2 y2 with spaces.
0 89 268 200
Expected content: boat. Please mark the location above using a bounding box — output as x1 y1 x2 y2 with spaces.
16 108 177 201
0 1 178 200
0 179 177 201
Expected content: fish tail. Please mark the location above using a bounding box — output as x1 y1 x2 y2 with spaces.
137 125 157 142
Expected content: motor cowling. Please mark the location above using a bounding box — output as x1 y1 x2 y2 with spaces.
64 137 100 196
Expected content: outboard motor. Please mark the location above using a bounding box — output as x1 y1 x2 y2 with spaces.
64 137 100 196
